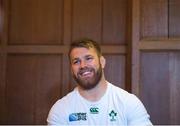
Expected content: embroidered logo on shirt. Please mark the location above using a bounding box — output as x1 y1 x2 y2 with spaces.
69 113 87 122
109 110 117 121
90 107 99 114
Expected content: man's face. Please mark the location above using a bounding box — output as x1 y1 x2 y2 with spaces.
70 47 104 90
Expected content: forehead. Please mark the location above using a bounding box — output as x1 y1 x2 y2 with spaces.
70 47 98 58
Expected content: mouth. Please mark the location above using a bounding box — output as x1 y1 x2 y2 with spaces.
81 71 92 77
78 68 94 78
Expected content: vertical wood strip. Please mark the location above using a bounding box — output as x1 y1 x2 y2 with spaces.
131 0 140 96
62 0 72 97
125 0 132 92
0 0 8 123
169 52 175 124
63 0 72 44
1 0 8 45
169 53 178 124
0 0 3 44
0 53 7 124
169 0 180 37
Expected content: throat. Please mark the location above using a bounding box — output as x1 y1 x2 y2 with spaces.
78 81 107 102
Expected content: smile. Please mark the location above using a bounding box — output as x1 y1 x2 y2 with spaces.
79 70 93 78
82 71 92 76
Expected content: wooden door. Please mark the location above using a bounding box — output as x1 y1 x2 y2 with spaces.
0 0 128 124
132 0 180 124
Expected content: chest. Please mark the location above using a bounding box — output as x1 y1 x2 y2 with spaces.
66 100 127 125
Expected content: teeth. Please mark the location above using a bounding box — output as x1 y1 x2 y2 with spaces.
82 71 91 76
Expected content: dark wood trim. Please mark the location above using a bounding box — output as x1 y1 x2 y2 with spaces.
0 45 69 54
61 0 72 97
131 0 140 96
0 45 126 54
63 0 72 44
125 0 133 92
1 0 8 46
139 39 180 50
169 53 177 124
0 54 7 123
0 0 8 123
62 54 71 97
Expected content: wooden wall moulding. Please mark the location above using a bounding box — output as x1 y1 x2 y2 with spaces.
139 39 180 50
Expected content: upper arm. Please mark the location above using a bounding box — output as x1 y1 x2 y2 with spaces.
47 102 68 125
126 95 152 126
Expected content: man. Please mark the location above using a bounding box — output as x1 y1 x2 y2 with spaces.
47 39 152 125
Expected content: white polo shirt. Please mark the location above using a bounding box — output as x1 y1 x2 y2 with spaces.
47 82 152 126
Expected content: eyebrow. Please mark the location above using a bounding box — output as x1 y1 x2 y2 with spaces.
85 55 94 58
71 57 80 62
71 54 94 61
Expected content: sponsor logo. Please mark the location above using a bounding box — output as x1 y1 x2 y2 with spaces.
69 113 87 122
90 107 99 114
109 110 117 122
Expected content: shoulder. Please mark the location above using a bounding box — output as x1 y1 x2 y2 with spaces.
108 82 145 108
50 88 78 112
108 82 134 101
108 82 152 125
47 88 78 125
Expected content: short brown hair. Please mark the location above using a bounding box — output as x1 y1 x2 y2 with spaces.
68 38 102 58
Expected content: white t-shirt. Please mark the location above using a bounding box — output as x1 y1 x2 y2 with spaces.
47 82 152 126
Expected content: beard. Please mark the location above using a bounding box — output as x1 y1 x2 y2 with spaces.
73 65 102 90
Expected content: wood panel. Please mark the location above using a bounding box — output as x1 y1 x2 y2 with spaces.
169 0 180 37
0 53 6 124
103 0 127 44
169 53 180 124
131 0 140 95
134 0 180 124
61 54 76 97
0 55 2 92
140 52 180 124
140 52 170 124
72 0 102 42
0 45 125 54
140 0 168 39
9 0 63 45
1 0 128 124
33 55 62 124
104 54 125 89
0 55 3 123
0 0 2 44
3 0 180 125
139 39 180 50
5 54 62 124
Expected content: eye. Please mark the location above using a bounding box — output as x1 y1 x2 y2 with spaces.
86 56 93 61
72 59 80 65
73 61 79 64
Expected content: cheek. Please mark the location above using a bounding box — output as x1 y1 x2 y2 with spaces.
92 63 100 71
71 65 79 74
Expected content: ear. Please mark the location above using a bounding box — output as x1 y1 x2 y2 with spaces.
100 56 106 68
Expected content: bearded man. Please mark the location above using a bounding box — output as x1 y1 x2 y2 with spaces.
47 39 152 126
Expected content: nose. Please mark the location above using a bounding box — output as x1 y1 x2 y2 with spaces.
80 60 87 68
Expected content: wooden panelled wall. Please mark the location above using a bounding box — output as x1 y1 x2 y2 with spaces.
0 0 127 124
0 0 180 125
132 0 180 124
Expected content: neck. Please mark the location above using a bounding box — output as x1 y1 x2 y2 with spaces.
78 76 108 102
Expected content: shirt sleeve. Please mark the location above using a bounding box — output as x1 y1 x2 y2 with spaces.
125 94 153 126
47 101 68 125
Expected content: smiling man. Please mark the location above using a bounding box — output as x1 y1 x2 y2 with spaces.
47 39 152 126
